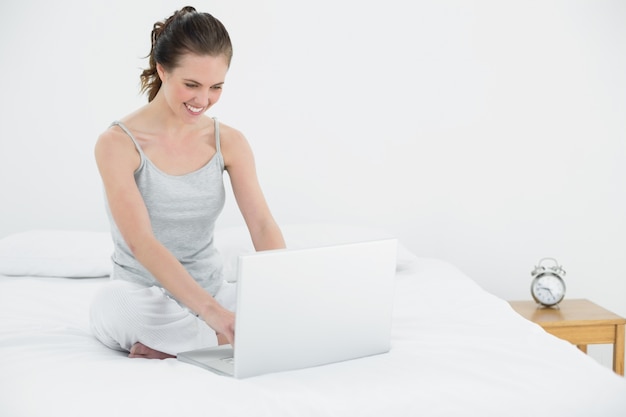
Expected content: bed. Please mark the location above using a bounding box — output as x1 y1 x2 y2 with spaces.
1 224 625 417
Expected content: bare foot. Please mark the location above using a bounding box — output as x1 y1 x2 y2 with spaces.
129 342 175 359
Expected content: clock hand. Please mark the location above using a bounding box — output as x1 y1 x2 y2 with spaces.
536 286 555 297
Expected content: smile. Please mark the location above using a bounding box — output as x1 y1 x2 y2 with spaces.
185 103 204 114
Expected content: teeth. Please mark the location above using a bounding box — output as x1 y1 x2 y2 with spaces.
186 104 203 113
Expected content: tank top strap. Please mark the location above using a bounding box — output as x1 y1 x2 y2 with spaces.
110 119 222 170
212 117 221 154
110 121 145 156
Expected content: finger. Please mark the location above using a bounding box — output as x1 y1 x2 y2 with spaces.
226 329 235 347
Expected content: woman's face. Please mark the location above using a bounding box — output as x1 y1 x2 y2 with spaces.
157 53 229 123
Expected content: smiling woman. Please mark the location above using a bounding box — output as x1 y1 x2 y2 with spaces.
89 5 285 360
140 5 232 102
157 53 229 123
0 0 624 372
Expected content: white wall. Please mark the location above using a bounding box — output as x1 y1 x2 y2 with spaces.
1 0 625 369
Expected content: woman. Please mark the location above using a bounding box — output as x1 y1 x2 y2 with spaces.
90 6 285 359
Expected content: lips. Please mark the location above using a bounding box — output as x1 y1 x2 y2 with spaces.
185 103 204 114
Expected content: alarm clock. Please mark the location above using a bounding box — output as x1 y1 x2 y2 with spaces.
530 258 566 307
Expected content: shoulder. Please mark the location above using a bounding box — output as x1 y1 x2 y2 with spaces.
217 120 247 148
94 124 140 173
217 121 254 169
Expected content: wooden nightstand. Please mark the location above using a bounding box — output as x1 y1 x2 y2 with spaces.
509 299 625 376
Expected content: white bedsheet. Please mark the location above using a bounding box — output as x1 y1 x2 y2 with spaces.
1 257 625 417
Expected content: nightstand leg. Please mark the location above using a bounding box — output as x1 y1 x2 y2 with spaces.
614 324 624 376
576 344 587 354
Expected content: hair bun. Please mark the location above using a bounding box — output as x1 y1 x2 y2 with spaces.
177 6 197 15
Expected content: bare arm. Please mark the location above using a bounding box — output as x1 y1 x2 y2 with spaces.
221 124 286 251
94 128 235 344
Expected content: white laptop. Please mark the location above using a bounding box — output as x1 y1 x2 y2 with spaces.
177 238 397 378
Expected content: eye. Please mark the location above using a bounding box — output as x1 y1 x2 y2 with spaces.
185 83 198 88
211 85 223 90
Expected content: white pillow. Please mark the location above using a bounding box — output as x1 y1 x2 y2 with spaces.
214 223 417 281
214 226 254 282
0 230 113 278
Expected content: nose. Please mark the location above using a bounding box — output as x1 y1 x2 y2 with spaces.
200 88 221 108
196 89 211 107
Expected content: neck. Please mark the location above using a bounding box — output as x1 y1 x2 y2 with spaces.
146 92 198 137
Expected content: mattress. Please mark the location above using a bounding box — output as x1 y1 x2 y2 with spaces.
1 224 625 416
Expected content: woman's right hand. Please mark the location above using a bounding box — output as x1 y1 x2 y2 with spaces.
200 302 236 346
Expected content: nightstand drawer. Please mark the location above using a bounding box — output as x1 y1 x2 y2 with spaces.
546 325 617 345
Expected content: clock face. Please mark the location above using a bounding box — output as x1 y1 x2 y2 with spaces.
531 273 566 306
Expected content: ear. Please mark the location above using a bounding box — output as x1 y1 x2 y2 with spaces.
156 63 167 82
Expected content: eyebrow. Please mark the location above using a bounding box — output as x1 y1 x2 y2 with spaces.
183 78 224 88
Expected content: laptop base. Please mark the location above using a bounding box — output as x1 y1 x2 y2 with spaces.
178 344 235 376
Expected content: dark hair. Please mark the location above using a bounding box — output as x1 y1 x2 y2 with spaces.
140 6 233 102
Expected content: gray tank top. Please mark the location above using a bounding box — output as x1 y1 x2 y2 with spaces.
105 118 226 297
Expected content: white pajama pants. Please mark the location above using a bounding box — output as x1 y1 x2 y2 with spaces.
89 279 237 356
